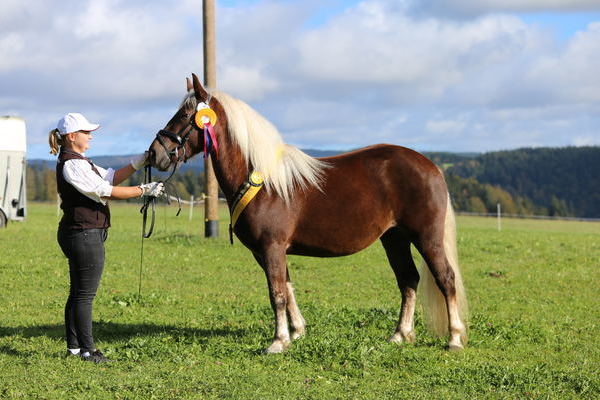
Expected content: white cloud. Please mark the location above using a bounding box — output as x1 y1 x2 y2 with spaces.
528 22 600 102
219 65 280 101
0 33 24 72
408 0 600 18
426 118 467 134
296 1 550 108
0 0 599 158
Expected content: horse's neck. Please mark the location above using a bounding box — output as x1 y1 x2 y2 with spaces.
208 128 248 200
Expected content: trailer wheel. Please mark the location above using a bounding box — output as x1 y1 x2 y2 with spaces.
0 210 6 228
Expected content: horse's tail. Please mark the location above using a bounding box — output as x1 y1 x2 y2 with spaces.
419 194 468 344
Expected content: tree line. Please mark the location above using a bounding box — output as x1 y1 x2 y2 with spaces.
445 174 558 216
447 147 599 218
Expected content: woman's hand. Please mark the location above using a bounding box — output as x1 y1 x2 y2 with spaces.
139 182 165 197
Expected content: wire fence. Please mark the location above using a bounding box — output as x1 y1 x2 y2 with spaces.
165 194 227 205
455 211 600 223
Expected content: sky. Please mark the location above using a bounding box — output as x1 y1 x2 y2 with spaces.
1 0 599 160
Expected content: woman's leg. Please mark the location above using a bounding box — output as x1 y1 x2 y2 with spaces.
58 229 106 353
59 230 79 351
64 260 79 350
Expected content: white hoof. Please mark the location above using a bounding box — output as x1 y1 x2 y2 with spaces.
388 333 403 344
291 327 305 340
388 330 415 344
264 340 290 354
449 329 466 351
448 342 464 351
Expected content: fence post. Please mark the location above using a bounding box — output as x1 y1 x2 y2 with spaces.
189 195 194 221
497 203 502 231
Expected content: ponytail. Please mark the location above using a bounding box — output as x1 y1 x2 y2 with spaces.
48 129 63 155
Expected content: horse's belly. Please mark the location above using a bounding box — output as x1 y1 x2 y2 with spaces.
288 215 393 257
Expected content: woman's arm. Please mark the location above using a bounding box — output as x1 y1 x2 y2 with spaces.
112 164 137 186
105 185 142 200
103 182 164 201
112 152 149 185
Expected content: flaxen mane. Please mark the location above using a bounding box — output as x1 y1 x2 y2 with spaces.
182 91 328 203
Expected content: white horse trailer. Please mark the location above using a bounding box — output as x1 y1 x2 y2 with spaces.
0 116 27 227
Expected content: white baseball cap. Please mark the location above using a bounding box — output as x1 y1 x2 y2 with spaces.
56 113 100 135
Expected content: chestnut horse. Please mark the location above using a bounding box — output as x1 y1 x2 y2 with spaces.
148 74 468 352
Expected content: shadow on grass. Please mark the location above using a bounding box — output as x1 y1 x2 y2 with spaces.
0 322 247 355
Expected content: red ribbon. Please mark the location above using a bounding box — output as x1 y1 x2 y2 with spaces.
203 123 218 158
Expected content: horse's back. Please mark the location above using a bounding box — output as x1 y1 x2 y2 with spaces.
319 144 447 205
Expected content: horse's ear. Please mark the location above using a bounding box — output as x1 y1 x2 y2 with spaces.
186 77 193 92
192 73 208 100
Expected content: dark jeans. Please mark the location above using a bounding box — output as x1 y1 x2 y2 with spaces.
57 228 108 352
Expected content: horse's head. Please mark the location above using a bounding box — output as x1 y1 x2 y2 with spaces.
148 73 214 171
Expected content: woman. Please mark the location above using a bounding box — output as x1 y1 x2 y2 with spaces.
49 112 164 363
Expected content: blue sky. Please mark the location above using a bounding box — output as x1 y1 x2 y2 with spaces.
0 0 599 160
520 11 600 39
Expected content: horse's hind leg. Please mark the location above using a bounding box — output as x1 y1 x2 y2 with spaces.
380 229 419 344
417 238 466 350
286 267 306 340
253 249 291 353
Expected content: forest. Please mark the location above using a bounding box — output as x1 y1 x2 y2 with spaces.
446 147 599 218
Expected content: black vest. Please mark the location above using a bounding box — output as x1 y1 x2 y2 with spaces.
56 150 111 230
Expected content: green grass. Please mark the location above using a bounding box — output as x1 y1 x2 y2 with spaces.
0 202 598 399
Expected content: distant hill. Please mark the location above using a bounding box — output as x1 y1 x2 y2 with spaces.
29 149 341 172
29 149 473 173
447 147 600 218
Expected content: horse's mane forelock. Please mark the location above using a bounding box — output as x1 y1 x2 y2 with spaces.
181 91 328 203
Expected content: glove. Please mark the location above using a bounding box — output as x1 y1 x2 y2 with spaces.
139 182 165 197
130 151 150 171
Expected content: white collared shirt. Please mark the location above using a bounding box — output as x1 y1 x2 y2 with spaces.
61 158 115 205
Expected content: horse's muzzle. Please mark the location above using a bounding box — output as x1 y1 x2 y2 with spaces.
149 144 173 171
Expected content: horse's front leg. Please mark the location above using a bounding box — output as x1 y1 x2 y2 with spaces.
286 267 306 340
256 247 291 353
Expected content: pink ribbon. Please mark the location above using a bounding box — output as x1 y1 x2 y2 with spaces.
203 123 219 158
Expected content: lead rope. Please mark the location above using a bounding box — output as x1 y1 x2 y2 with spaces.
138 165 153 296
138 225 145 297
138 163 184 296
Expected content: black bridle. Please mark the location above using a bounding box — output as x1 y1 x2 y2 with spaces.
154 119 197 173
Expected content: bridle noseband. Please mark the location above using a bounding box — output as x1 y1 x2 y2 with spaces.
155 119 197 163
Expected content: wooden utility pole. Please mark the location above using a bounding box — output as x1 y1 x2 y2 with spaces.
203 0 219 237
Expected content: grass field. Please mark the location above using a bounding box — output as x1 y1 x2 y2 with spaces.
0 202 598 399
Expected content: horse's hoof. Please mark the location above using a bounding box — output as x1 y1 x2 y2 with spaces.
388 331 415 344
291 328 305 340
264 340 290 354
388 333 403 344
448 342 464 352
